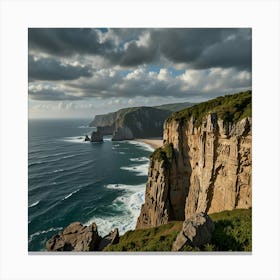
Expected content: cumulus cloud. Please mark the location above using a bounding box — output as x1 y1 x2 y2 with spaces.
28 55 92 81
28 28 252 103
28 84 82 101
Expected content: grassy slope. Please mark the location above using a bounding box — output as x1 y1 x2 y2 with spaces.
104 209 252 252
169 90 252 126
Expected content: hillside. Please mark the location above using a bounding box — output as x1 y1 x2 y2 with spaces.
105 209 252 251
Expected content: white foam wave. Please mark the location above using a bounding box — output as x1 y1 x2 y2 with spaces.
62 154 75 159
130 157 149 162
53 169 64 173
28 227 63 243
127 140 154 152
86 184 145 236
120 162 149 176
61 136 89 143
78 125 89 128
63 188 80 200
29 200 40 208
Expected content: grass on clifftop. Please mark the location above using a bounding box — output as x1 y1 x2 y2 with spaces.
169 90 252 127
150 143 174 164
104 208 252 252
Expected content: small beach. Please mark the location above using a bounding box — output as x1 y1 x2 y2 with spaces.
135 138 163 149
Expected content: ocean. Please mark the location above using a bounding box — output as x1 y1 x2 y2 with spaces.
28 119 153 251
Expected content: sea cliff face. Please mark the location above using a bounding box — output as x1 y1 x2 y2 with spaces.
137 92 252 229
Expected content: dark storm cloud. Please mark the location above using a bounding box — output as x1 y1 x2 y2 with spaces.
28 28 252 102
28 28 113 56
28 55 92 81
28 28 251 70
29 88 82 101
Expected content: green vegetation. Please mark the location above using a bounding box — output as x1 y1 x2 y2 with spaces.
150 143 174 164
169 90 252 127
104 221 183 252
104 209 252 252
155 101 195 112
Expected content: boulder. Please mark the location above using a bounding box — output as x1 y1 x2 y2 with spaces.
98 228 119 251
172 212 215 251
46 222 100 251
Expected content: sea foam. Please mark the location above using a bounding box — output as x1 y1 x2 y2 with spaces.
86 183 145 236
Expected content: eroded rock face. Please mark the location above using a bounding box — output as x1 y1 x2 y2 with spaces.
91 129 103 142
98 228 119 251
137 114 252 229
172 212 215 251
46 222 100 251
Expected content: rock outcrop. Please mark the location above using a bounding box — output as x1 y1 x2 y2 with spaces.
84 135 91 141
98 228 119 251
46 223 120 252
172 212 215 251
137 91 252 229
90 128 103 142
46 222 100 251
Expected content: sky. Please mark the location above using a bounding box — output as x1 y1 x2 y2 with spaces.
28 28 252 119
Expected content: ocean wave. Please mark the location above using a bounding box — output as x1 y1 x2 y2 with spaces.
130 157 149 162
61 136 89 143
63 188 81 200
127 140 154 152
28 227 63 243
120 162 149 176
78 125 90 128
28 161 43 167
53 169 64 173
29 154 78 167
86 183 145 236
29 200 40 208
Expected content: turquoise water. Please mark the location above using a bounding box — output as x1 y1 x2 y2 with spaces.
28 119 153 251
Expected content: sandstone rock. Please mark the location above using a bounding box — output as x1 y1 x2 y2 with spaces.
172 212 215 251
46 222 100 251
137 113 252 229
98 228 119 251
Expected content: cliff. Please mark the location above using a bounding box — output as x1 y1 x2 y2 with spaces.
89 102 195 128
89 102 195 140
112 107 171 140
136 91 252 229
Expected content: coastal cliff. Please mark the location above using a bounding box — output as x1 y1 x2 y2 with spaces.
89 102 195 140
137 91 252 229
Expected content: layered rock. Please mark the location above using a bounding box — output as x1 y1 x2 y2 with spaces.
137 92 252 229
136 143 190 229
172 212 215 251
46 222 120 252
46 222 100 251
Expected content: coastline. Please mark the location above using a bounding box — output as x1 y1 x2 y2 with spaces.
134 138 163 149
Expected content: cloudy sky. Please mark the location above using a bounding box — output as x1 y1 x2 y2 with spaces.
28 28 252 119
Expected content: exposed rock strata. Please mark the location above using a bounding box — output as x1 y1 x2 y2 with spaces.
137 114 252 229
172 212 215 251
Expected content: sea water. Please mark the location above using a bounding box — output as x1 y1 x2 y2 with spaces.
28 119 153 251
